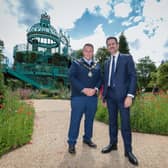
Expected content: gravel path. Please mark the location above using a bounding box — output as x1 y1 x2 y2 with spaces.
0 99 168 168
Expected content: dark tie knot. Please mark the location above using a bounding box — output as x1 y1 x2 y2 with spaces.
90 61 94 66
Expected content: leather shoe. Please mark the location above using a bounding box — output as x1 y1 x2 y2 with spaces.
101 144 117 153
83 140 97 148
68 145 76 154
125 152 138 166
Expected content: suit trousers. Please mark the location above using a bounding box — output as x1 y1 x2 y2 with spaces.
68 96 97 145
106 87 132 153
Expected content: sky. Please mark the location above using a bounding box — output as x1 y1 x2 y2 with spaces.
0 0 168 66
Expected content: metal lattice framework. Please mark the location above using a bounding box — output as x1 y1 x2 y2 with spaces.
2 13 71 90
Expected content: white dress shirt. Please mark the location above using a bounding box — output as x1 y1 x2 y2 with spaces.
83 57 92 65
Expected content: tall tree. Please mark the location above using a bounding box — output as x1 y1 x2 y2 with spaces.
136 56 157 89
157 62 168 92
148 71 158 87
71 49 83 59
0 40 5 105
95 47 110 72
119 32 130 54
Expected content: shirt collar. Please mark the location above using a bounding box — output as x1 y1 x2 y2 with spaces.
110 51 119 64
111 51 119 58
83 57 93 65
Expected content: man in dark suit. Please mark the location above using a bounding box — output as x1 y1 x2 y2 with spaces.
67 43 101 154
101 37 138 166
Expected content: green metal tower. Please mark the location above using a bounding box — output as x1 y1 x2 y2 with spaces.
4 13 71 90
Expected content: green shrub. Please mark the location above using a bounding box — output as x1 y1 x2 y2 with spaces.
0 54 5 105
95 99 109 124
0 91 35 156
130 93 168 135
55 86 70 99
95 93 168 135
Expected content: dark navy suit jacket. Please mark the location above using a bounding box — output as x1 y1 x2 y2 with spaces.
103 53 137 101
69 58 102 97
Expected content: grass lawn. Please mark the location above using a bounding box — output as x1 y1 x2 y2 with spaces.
0 91 35 156
96 92 168 135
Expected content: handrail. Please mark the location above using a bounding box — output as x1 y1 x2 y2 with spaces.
6 68 50 89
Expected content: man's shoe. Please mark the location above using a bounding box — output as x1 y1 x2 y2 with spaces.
101 144 117 153
125 152 138 166
83 140 97 148
68 145 76 154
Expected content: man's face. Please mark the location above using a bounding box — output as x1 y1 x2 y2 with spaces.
107 39 119 55
82 46 94 60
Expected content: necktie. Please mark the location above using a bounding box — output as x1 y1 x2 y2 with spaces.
111 56 115 87
84 59 92 66
108 56 115 87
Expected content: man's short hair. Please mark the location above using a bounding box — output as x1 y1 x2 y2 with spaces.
106 36 118 45
83 43 94 50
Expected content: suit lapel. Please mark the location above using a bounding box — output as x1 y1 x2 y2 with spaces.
106 57 111 74
115 53 121 74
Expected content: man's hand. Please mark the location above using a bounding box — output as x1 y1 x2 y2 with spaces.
87 88 96 96
102 101 107 107
82 88 96 96
124 96 133 108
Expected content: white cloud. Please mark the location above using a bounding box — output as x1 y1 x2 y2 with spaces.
0 0 111 63
141 0 168 39
0 1 27 64
143 0 168 19
1 0 168 67
114 2 132 18
70 24 106 53
40 0 111 29
91 0 111 18
121 15 142 26
108 19 113 24
115 0 168 66
122 21 132 26
124 19 168 66
133 16 142 22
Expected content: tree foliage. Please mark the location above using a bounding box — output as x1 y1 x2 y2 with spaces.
71 49 83 59
136 56 156 89
119 32 130 54
157 62 168 91
95 47 110 72
0 44 5 104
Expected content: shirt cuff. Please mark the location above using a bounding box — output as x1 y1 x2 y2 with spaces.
94 87 99 93
127 94 134 98
81 88 85 93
